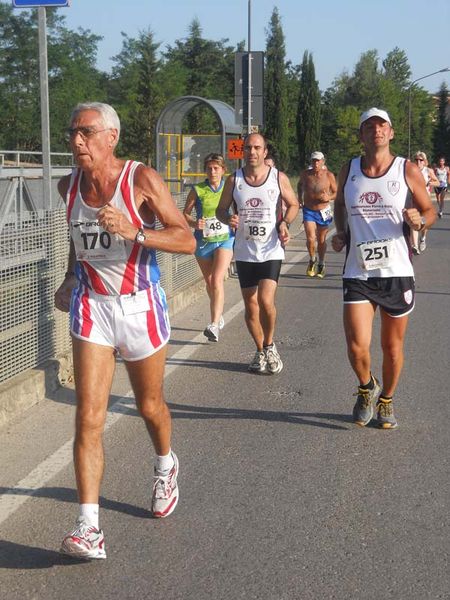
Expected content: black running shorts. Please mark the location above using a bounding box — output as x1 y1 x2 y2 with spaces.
342 277 415 317
236 260 282 289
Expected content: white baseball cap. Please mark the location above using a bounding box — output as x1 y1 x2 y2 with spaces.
310 151 325 160
359 107 392 128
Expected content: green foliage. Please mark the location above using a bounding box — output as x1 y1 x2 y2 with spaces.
264 7 289 171
321 47 435 170
382 47 411 91
109 30 164 164
296 51 321 170
0 4 441 176
163 19 238 134
0 4 41 150
433 82 450 161
0 3 104 154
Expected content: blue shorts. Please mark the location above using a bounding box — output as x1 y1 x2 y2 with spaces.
195 236 234 258
303 205 332 227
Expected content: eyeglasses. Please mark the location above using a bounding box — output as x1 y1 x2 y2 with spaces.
65 127 111 142
415 158 424 162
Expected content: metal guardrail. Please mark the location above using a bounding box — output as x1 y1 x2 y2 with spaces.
0 170 202 386
0 150 73 167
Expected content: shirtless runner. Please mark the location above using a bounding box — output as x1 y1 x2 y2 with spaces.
297 151 337 278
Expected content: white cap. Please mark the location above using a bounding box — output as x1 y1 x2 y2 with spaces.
359 107 392 128
310 151 325 160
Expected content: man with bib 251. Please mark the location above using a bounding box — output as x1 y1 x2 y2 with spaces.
298 151 337 278
54 102 195 560
183 153 234 342
331 108 435 429
216 133 299 375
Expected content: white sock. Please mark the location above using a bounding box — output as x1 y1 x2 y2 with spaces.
80 503 99 529
156 450 174 473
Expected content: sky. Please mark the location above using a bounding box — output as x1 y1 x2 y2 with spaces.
12 0 450 93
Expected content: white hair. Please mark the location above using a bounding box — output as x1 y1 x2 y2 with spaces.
70 102 121 140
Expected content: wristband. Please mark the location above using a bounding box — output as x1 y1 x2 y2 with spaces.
276 219 290 232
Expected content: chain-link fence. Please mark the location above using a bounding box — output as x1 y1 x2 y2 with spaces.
0 175 202 386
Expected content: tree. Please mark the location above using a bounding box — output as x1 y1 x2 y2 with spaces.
48 22 105 153
109 30 164 164
433 82 450 160
164 19 239 134
0 4 41 151
382 47 411 91
296 51 321 169
0 4 104 155
264 7 289 171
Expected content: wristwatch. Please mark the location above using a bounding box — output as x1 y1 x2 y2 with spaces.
135 227 146 244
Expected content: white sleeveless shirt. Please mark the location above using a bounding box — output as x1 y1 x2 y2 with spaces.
232 167 284 262
66 160 160 295
342 156 414 279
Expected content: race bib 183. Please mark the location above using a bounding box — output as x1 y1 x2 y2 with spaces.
244 219 272 243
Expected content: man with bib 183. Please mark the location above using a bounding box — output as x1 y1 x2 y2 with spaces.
331 108 436 429
216 133 299 375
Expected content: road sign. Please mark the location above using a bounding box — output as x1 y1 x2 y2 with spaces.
227 138 244 160
12 1 71 7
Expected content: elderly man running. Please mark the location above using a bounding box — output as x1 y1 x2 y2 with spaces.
55 102 195 559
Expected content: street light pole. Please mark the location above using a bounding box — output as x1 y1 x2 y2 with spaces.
247 0 252 135
408 67 450 159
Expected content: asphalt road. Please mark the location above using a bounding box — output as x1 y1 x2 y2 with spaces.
1 210 449 600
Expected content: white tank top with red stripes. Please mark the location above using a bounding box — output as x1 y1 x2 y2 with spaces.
66 160 160 296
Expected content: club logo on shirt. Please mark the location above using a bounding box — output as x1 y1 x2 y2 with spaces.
387 181 400 196
359 191 382 205
246 198 263 208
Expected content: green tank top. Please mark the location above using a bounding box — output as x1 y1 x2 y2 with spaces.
194 180 230 243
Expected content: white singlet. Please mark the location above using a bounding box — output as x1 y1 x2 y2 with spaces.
66 160 160 296
66 160 170 358
232 167 284 262
342 156 414 280
435 166 448 187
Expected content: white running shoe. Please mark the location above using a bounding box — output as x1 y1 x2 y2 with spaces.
248 350 267 373
60 516 106 560
203 323 219 342
264 343 283 374
152 452 179 518
219 315 225 330
419 238 426 253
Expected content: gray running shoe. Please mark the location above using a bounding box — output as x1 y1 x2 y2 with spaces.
264 343 283 374
375 398 398 429
203 323 219 342
419 238 426 253
352 376 381 426
248 350 267 373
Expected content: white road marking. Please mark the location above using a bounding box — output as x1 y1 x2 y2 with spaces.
0 245 311 526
